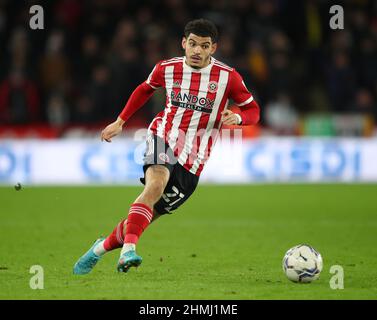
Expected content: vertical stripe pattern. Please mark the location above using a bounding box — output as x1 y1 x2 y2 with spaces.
190 70 229 174
167 62 192 152
149 57 232 176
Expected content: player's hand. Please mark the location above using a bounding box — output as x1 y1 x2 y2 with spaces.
101 117 125 142
221 110 242 126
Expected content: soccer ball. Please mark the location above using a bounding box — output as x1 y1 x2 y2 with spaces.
282 244 323 283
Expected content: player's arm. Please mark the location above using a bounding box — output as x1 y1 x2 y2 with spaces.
101 63 163 142
221 70 260 126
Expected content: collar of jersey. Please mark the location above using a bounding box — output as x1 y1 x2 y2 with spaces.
183 56 215 73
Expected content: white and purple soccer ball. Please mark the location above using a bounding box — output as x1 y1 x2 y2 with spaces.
282 244 323 283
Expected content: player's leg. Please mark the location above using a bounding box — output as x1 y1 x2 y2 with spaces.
73 134 172 275
153 163 199 215
73 166 168 275
117 165 170 272
93 169 166 257
96 208 162 256
118 164 199 272
134 165 170 207
73 209 162 275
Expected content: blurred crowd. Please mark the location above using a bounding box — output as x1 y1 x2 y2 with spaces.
0 0 376 134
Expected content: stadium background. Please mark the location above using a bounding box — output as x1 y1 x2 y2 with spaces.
1 0 377 300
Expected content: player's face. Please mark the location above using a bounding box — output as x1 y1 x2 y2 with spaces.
182 33 217 69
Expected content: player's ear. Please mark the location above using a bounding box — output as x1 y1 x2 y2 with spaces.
210 43 217 55
182 37 187 50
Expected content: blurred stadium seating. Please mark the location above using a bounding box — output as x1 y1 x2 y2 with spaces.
0 0 376 138
0 0 376 184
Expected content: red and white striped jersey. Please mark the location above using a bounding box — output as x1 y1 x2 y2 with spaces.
145 56 254 176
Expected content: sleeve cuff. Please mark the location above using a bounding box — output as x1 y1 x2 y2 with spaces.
235 113 242 125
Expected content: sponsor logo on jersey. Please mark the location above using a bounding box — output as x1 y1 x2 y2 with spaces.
208 81 218 93
170 92 215 113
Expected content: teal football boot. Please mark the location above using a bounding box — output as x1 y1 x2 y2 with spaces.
73 238 104 275
117 250 142 273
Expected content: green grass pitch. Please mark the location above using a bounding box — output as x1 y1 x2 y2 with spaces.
1 184 376 299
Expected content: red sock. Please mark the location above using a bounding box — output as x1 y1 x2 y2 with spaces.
124 203 153 244
103 219 127 251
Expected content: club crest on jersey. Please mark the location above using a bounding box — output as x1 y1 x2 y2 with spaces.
159 152 170 163
173 81 181 88
208 81 218 93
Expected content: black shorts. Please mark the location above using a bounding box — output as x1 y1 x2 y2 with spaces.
140 134 199 215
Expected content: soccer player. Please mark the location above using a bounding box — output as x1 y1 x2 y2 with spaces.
73 19 260 274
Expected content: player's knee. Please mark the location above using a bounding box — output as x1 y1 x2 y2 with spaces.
146 179 166 198
138 165 169 204
146 165 170 185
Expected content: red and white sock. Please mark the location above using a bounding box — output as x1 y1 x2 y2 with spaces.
93 219 127 256
121 203 153 255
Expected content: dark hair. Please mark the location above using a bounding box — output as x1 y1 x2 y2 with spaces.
184 19 218 43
